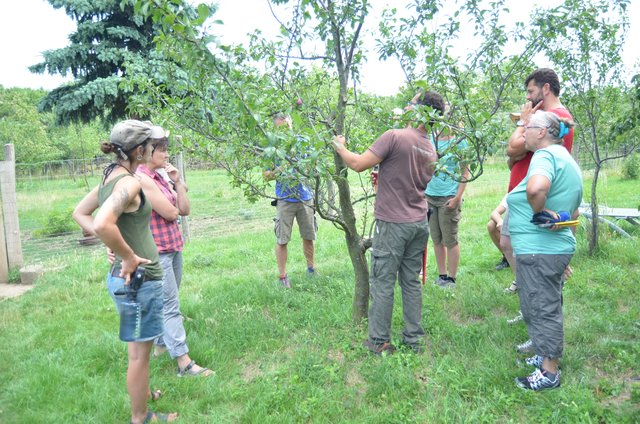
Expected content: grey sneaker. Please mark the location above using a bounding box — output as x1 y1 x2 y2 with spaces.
434 276 448 286
435 276 456 289
515 368 560 391
516 339 534 354
507 311 524 325
279 274 291 288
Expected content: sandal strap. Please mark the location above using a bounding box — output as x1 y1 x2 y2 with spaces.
178 360 196 375
142 411 171 423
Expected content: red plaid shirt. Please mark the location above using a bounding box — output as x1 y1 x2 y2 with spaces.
138 165 184 253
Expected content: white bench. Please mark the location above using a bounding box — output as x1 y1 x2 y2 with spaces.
578 204 639 238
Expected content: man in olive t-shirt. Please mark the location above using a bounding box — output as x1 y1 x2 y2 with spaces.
332 91 440 355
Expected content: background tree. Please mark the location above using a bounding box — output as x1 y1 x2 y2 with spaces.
128 0 391 322
126 0 573 321
376 0 549 180
536 0 636 254
0 87 61 163
0 86 108 166
29 0 192 125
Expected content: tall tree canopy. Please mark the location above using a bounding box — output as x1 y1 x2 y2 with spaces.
29 0 165 124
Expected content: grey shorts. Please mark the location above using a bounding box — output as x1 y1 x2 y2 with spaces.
516 253 572 359
426 195 462 247
274 199 316 245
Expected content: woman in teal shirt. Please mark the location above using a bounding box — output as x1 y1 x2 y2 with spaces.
506 111 582 391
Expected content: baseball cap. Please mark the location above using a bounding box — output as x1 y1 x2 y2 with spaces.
110 120 152 151
149 125 167 139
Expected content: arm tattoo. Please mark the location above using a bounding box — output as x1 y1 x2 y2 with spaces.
112 187 132 215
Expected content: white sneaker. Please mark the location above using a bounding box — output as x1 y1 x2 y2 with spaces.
516 339 534 354
507 311 523 325
504 281 518 294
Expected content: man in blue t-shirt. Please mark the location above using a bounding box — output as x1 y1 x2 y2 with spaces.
425 133 470 288
263 114 316 288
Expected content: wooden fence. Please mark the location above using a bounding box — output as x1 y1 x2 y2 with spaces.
1 144 24 283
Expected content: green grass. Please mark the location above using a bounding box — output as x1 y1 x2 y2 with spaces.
0 162 638 423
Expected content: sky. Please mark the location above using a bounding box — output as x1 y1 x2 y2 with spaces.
1 0 638 97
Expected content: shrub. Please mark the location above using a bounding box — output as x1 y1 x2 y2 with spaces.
33 209 76 237
621 153 639 180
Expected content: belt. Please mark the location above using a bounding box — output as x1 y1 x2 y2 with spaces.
110 266 152 282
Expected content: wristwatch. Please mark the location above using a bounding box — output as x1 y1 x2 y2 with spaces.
516 119 524 127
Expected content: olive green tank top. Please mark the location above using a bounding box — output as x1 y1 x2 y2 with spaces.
98 174 163 280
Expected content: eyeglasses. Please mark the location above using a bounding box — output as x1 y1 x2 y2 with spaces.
524 125 546 131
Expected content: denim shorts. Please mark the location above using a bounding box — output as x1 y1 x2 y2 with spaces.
107 274 164 343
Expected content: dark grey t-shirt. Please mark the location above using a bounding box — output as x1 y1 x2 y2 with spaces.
369 128 436 223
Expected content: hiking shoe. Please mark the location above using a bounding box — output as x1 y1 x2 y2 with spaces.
362 339 396 356
517 354 544 369
279 274 291 288
504 281 518 294
507 311 523 325
524 355 544 368
399 341 425 354
515 368 560 391
516 339 534 354
495 257 510 271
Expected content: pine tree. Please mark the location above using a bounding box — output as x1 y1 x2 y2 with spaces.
29 0 158 124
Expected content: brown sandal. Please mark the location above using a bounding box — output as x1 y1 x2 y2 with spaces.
177 360 214 377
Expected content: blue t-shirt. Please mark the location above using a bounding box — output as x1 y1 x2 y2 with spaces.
267 135 313 203
275 179 312 203
506 144 582 255
425 136 469 197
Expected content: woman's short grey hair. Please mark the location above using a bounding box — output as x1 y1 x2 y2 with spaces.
529 111 574 143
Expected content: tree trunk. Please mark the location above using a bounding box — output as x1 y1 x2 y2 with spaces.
345 232 369 323
588 164 600 255
333 168 370 323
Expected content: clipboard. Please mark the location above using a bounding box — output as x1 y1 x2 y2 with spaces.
537 220 580 228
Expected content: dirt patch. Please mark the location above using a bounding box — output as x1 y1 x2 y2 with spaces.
415 372 430 385
449 309 484 325
327 349 345 364
240 362 264 383
0 283 35 300
346 367 367 399
616 299 630 314
593 369 640 409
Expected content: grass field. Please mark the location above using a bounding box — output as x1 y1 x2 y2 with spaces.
0 162 639 423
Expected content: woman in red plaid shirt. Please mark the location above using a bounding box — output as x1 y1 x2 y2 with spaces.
137 125 214 377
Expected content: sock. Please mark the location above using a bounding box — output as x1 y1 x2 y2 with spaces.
307 266 314 273
439 274 447 279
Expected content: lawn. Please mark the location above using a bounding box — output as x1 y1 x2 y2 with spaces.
0 162 638 423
